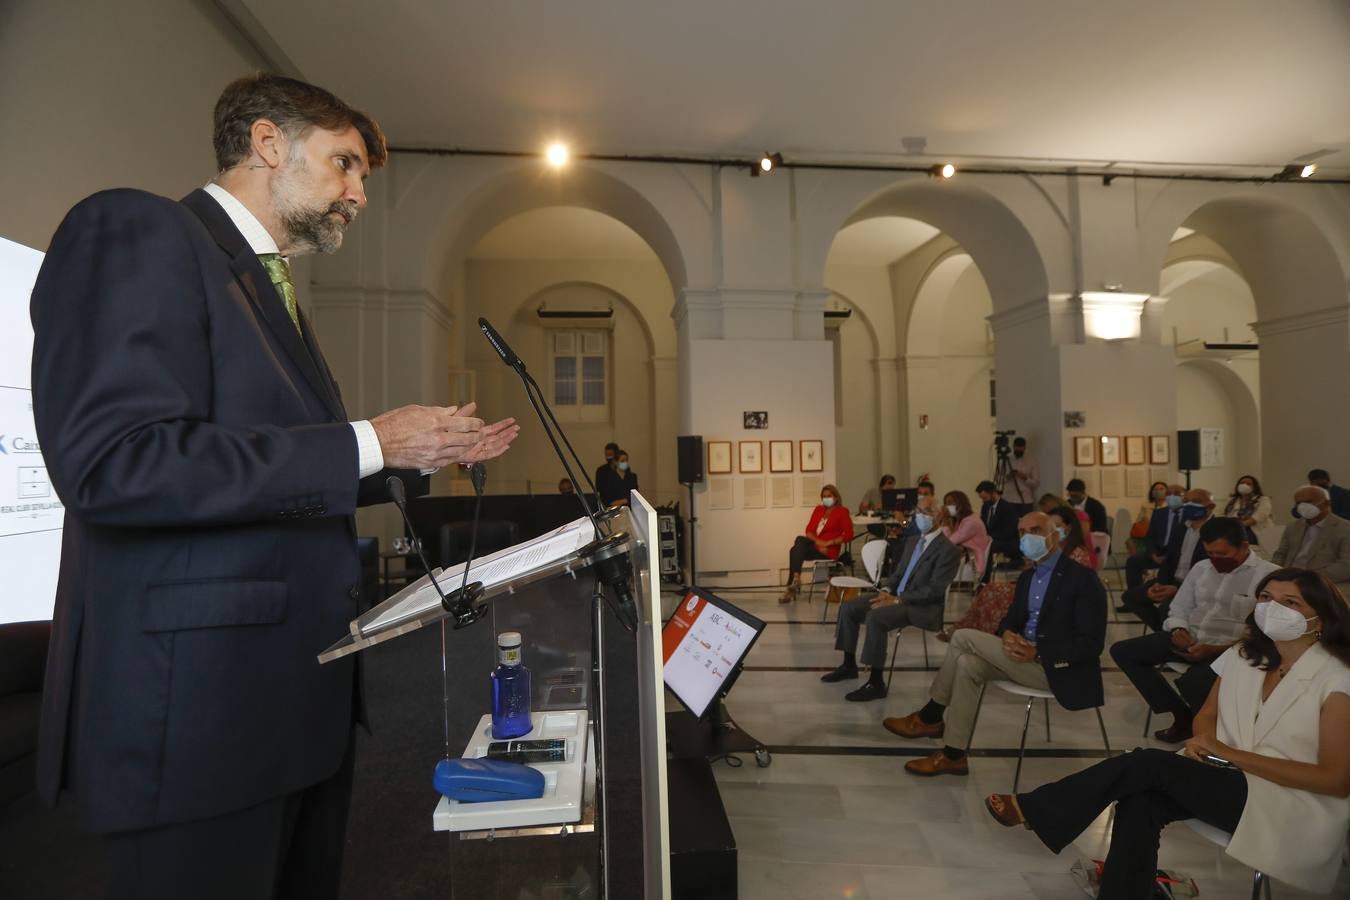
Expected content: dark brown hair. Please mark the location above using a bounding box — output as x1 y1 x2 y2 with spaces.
1239 568 1350 670
944 490 973 522
213 73 388 171
1049 505 1088 559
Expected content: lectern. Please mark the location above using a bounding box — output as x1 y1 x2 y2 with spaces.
321 494 670 899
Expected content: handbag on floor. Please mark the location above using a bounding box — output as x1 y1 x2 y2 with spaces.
1070 858 1200 898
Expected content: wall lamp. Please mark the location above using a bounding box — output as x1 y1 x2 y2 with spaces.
752 152 783 176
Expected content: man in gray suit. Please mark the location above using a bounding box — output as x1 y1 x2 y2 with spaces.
821 512 961 701
1273 485 1350 595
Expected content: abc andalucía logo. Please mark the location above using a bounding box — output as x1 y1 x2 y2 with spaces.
0 434 43 454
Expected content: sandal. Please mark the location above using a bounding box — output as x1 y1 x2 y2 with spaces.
984 793 1026 828
935 628 952 643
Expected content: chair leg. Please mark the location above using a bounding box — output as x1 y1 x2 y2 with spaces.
965 684 987 754
1013 696 1035 794
1143 706 1153 738
922 629 930 668
1044 698 1051 742
1095 707 1113 756
1249 870 1265 900
886 630 901 691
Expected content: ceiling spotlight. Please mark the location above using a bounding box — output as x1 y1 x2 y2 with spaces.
752 152 783 176
1275 162 1316 181
545 142 569 168
930 163 956 179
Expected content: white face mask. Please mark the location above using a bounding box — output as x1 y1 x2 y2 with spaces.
945 504 958 517
1296 501 1322 520
821 496 835 508
1254 601 1317 643
1236 483 1253 496
618 461 629 471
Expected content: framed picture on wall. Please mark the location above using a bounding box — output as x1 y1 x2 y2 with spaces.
1073 436 1096 467
1149 434 1171 466
706 440 732 475
1099 435 1122 466
1125 435 1146 466
769 440 793 473
738 441 763 473
799 440 824 473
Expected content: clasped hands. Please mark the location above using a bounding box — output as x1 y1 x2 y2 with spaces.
869 591 900 608
370 401 520 470
1146 582 1178 604
1002 630 1037 663
1169 628 1224 663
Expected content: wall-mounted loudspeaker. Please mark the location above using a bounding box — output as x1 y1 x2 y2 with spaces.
1177 430 1201 471
677 435 704 484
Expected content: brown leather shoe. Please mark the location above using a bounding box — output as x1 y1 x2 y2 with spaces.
1153 717 1194 744
904 749 969 777
883 712 945 740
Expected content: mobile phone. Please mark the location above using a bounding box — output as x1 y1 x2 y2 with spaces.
1200 753 1234 768
484 738 568 764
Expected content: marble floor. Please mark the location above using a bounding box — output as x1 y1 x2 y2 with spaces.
667 581 1350 900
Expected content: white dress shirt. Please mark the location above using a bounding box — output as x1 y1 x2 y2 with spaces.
1162 551 1278 643
202 183 384 478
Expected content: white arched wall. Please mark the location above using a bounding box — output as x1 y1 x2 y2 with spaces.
825 292 881 509
1176 359 1261 502
1142 190 1350 512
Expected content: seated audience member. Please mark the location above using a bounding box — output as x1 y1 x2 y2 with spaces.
939 490 990 577
1110 516 1278 742
1124 483 1185 591
1308 467 1350 520
780 485 853 602
937 505 1095 643
1036 492 1064 514
978 480 1021 566
897 479 937 537
821 510 960 701
1051 503 1098 571
1222 474 1272 545
1066 478 1109 535
558 477 574 494
1129 481 1169 547
601 449 639 508
1118 488 1214 630
859 474 896 515
1274 485 1350 596
986 568 1350 900
886 512 1106 776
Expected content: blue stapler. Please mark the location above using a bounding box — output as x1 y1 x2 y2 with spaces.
433 757 546 803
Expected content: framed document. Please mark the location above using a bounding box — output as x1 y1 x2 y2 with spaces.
1073 436 1096 467
738 441 763 473
1124 435 1146 467
770 476 794 508
1099 468 1123 499
741 477 766 508
1099 435 1121 466
1149 434 1170 466
769 440 793 473
706 440 732 475
708 477 733 510
1125 468 1148 499
799 475 823 507
799 440 824 473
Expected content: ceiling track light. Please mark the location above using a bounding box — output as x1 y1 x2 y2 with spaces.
752 152 783 176
929 162 956 179
1275 163 1316 181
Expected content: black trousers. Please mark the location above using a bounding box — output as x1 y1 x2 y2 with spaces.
788 535 828 578
1120 580 1171 632
1018 748 1247 900
102 731 356 900
1124 551 1160 591
1110 632 1218 716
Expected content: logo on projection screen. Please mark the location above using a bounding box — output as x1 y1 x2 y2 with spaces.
0 235 62 624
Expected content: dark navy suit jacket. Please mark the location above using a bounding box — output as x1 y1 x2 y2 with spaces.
997 554 1106 710
31 188 422 833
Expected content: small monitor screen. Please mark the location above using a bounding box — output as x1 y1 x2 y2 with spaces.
882 487 918 513
661 588 765 719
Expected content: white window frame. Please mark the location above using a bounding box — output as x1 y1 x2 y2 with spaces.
545 325 611 423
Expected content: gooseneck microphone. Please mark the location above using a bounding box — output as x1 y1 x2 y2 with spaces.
478 316 638 630
477 317 603 505
386 474 485 628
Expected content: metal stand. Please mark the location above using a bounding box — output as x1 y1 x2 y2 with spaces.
684 481 698 587
666 700 771 769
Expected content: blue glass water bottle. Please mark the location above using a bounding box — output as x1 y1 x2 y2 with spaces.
490 631 533 739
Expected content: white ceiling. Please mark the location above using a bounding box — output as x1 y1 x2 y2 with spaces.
469 206 657 260
828 217 941 267
243 0 1350 173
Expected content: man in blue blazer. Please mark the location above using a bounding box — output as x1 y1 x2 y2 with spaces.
885 512 1106 776
1123 483 1185 591
30 74 518 899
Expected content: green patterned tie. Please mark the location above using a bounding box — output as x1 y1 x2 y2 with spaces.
258 253 302 335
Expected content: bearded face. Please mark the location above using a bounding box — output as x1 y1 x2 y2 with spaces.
270 149 359 255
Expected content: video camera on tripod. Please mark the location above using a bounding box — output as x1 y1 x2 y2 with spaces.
993 429 1017 461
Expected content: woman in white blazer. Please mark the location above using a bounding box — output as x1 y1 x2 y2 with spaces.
982 567 1350 899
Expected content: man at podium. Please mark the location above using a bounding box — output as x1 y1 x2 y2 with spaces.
29 73 519 899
